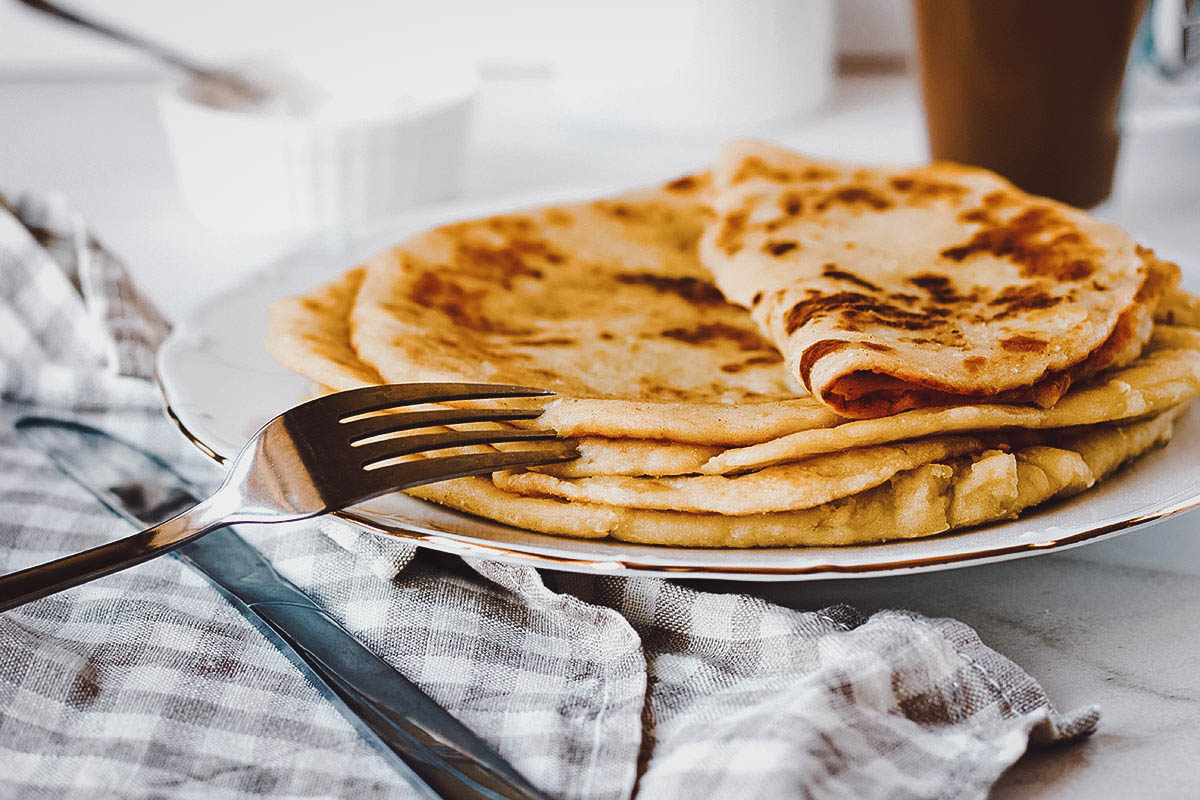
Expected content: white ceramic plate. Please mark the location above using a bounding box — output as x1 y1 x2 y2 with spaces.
157 189 1200 581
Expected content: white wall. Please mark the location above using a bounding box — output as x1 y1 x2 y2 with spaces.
0 0 913 74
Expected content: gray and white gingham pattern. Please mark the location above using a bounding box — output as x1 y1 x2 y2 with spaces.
0 193 1099 799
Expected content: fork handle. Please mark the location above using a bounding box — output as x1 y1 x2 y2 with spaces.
0 496 229 613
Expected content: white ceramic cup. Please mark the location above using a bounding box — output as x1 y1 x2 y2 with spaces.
157 62 477 235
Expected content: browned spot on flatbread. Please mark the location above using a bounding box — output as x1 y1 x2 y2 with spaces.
962 355 987 372
764 240 799 256
958 208 992 224
1000 335 1049 352
512 337 576 347
780 191 805 216
908 273 973 304
614 273 726 304
732 156 794 184
720 353 785 373
939 207 1101 281
888 176 968 203
822 264 882 292
715 211 748 255
660 322 775 351
984 190 1016 207
454 237 566 288
544 208 574 226
484 215 535 235
751 291 764 306
595 201 640 221
785 292 943 335
408 272 531 334
815 187 893 213
598 331 615 341
665 174 709 193
987 284 1064 318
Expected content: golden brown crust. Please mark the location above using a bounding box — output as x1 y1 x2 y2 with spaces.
701 140 1170 418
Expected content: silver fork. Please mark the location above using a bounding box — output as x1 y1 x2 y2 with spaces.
0 382 576 612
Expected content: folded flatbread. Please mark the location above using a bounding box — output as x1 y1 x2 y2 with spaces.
700 140 1179 418
342 175 850 446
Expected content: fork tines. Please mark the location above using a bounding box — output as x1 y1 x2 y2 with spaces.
294 383 577 483
317 382 555 422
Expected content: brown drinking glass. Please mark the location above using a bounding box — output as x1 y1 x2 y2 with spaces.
913 0 1149 208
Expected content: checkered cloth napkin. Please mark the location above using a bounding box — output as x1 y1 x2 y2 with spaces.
0 192 1100 800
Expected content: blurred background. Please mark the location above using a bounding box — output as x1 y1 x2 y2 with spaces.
0 0 1196 322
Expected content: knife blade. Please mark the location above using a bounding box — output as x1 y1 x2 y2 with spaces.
15 416 549 800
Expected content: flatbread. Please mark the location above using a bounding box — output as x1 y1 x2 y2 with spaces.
703 325 1200 473
345 176 861 446
408 408 1180 547
268 266 1200 485
699 140 1178 418
491 435 983 514
267 267 750 475
266 266 383 390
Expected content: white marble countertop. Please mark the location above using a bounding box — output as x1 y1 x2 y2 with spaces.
3 69 1199 798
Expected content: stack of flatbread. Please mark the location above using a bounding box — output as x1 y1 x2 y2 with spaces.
266 140 1200 548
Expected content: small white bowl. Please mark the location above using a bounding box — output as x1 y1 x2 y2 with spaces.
157 61 477 235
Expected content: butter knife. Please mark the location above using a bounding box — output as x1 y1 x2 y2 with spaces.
15 416 548 800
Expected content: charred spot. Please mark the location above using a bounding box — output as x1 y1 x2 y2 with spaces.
715 211 748 256
409 271 516 333
731 156 794 184
615 273 726 304
801 166 838 181
983 191 1014 207
862 342 894 352
987 284 1064 318
888 175 968 202
888 291 920 303
785 291 942 335
939 207 1099 281
780 191 805 216
908 273 970 304
814 187 893 213
660 322 775 351
1000 335 1048 352
485 215 535 235
751 291 764 306
665 175 699 192
822 264 882 292
598 331 615 341
720 353 785 373
455 238 562 287
962 355 987 372
764 240 799 256
511 337 575 347
958 208 992 224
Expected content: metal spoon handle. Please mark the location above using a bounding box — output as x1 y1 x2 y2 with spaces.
16 0 212 76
